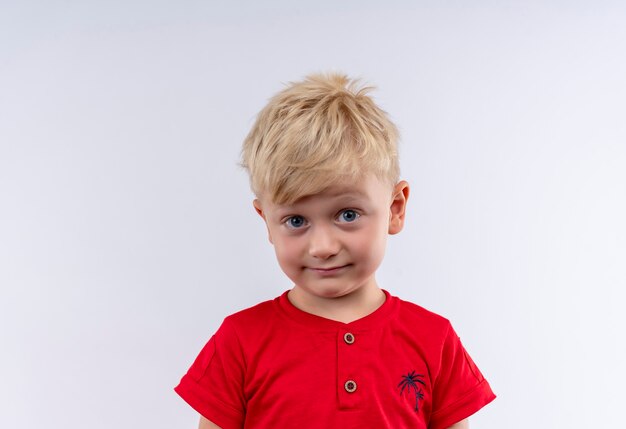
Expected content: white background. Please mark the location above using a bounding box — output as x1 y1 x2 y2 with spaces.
1 1 625 428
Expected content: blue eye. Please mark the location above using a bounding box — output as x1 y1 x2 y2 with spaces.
339 209 359 223
286 215 306 229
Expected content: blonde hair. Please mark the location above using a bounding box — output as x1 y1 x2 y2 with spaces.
241 72 400 204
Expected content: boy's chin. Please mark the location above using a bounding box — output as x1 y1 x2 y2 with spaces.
292 282 371 300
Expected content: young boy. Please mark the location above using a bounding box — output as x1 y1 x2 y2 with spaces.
175 73 496 429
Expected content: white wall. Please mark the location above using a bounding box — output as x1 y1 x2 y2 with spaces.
1 1 625 428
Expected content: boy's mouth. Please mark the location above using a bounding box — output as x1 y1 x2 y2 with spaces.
307 264 350 275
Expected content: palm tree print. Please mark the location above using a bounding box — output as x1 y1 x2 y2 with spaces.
398 371 426 412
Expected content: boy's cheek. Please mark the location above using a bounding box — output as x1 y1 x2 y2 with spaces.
274 241 300 264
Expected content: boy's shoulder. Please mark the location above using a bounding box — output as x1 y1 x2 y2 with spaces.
396 295 451 324
223 294 280 323
393 294 456 340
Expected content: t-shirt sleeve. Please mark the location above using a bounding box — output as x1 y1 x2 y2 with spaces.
428 323 496 429
174 319 246 429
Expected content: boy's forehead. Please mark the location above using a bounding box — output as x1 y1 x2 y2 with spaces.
266 175 392 208
315 183 369 198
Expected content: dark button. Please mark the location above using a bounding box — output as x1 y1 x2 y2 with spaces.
344 380 357 393
343 332 355 344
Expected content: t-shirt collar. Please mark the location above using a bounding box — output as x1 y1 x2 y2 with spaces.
275 289 399 331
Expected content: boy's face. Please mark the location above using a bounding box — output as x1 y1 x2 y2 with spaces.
253 175 409 303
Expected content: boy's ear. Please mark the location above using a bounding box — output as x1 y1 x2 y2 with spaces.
388 181 410 235
253 199 273 244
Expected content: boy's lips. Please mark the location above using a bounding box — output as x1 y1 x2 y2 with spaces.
307 264 350 275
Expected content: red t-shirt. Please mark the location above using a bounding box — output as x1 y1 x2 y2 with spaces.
175 290 495 428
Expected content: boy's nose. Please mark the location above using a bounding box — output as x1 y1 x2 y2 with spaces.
308 225 340 259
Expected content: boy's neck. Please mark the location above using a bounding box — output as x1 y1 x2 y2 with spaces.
287 283 386 324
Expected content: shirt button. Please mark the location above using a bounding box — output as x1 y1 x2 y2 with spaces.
344 380 357 393
343 332 355 344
